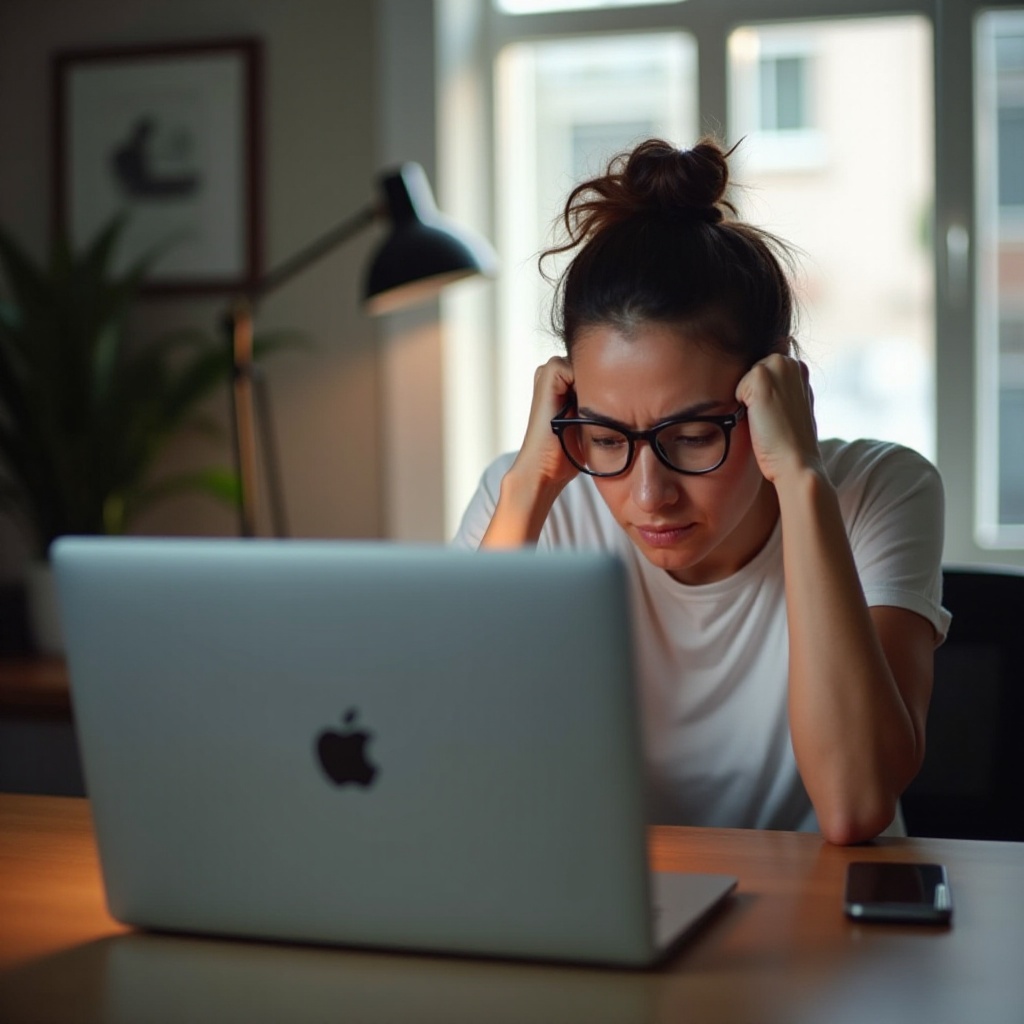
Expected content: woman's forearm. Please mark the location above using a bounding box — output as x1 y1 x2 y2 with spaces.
480 466 565 548
778 466 923 844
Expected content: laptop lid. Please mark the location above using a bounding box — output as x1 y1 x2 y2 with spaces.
53 536 734 967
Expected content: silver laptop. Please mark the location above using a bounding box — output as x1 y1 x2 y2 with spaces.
52 536 736 968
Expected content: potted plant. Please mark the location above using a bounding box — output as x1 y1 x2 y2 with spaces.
0 215 291 652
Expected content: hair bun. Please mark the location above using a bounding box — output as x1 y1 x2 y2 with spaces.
543 135 795 366
622 138 729 223
552 137 734 257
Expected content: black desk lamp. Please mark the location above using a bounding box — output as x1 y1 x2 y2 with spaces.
225 162 497 537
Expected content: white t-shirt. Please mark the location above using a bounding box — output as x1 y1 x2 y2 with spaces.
453 438 951 834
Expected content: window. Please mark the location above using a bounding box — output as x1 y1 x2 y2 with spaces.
491 12 932 472
439 2 936 534
977 9 1024 545
760 53 810 132
416 0 1024 566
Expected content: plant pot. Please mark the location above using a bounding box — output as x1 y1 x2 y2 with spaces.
25 559 64 656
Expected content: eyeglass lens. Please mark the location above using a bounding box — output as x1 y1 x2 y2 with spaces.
564 420 729 475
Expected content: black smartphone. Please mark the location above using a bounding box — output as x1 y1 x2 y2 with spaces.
843 862 953 924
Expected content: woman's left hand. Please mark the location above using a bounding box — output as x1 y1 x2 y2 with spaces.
735 352 821 485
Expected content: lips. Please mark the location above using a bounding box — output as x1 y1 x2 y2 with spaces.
635 523 696 547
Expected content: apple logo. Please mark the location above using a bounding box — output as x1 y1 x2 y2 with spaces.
315 708 379 787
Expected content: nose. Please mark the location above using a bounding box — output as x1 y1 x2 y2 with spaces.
630 442 682 513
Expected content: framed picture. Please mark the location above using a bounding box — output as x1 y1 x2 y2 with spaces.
53 39 262 295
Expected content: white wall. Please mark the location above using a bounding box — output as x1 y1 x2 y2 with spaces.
376 0 448 543
0 0 384 580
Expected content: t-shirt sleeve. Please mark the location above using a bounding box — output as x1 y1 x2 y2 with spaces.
450 453 517 549
833 441 952 643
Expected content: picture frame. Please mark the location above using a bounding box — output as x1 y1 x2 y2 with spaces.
52 39 263 295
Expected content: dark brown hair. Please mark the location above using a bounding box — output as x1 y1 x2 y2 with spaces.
542 137 798 365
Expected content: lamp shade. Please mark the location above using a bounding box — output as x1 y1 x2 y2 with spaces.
364 163 498 315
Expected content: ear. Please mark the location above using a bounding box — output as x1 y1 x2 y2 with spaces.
773 335 796 357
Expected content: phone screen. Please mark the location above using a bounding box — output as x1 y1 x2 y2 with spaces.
844 862 952 924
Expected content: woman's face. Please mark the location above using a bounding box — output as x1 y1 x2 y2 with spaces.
570 321 777 585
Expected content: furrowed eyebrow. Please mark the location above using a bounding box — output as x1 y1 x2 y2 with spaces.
577 400 727 428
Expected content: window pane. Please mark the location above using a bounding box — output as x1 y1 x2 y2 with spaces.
774 56 806 131
758 59 777 130
729 17 934 459
977 10 1024 542
495 33 697 451
999 109 1024 206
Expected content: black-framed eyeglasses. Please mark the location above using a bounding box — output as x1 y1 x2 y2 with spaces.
550 400 747 477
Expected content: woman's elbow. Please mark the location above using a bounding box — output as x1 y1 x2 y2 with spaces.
818 797 899 846
816 740 925 845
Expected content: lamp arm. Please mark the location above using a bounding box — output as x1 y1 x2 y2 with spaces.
225 199 379 538
246 202 379 305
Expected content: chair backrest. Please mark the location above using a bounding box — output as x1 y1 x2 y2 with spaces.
901 565 1024 842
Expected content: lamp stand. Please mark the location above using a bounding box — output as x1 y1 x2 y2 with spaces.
225 298 287 538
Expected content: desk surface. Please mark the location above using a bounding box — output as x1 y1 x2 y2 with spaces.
0 795 1021 1024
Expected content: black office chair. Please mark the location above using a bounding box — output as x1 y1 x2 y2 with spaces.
901 565 1024 842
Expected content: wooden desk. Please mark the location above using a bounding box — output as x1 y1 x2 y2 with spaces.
1 795 1021 1023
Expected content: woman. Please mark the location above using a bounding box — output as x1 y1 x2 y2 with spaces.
454 138 949 845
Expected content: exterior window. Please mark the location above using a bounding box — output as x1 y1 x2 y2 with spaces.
760 53 810 131
977 10 1024 544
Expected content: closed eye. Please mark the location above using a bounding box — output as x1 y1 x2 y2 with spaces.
590 433 627 449
662 426 719 446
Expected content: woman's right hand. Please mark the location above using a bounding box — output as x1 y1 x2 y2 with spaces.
481 356 578 548
509 356 579 491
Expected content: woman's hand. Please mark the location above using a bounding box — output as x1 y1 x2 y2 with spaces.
481 356 577 548
735 352 822 486
507 356 579 492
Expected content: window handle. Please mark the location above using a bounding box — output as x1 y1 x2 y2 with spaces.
945 222 970 308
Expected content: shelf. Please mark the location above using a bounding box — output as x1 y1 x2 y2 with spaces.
0 657 72 719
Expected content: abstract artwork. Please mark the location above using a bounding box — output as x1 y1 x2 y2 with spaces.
53 39 262 294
